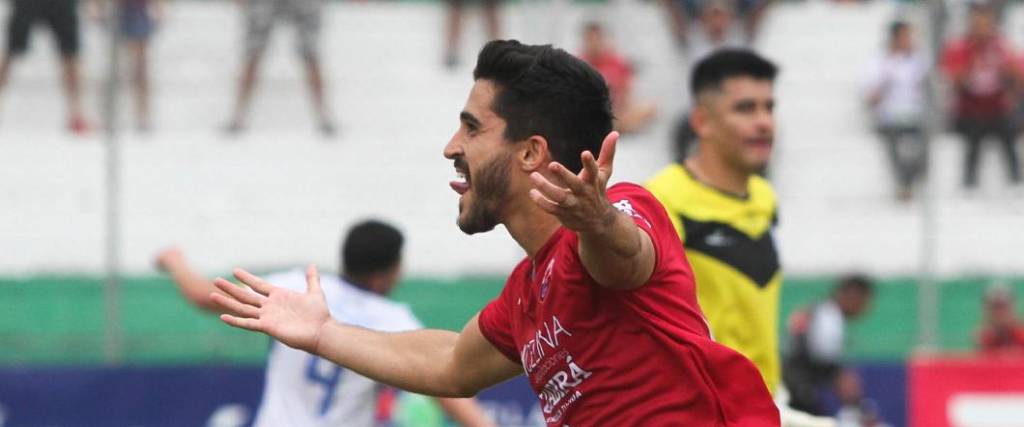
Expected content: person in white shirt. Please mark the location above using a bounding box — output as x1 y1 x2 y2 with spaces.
156 220 495 427
865 20 929 202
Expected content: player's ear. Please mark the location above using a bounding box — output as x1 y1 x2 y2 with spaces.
519 135 549 172
690 102 710 137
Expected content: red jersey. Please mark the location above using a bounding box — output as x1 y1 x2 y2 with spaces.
941 36 1018 118
478 183 779 426
978 323 1024 355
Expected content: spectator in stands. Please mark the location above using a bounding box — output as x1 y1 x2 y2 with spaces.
91 0 164 132
226 0 336 136
941 1 1022 191
864 21 929 202
663 0 757 146
661 0 768 58
442 0 500 69
119 0 161 132
976 282 1024 355
0 0 90 134
579 22 656 134
783 274 875 417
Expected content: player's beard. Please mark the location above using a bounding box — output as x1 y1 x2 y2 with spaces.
457 150 513 235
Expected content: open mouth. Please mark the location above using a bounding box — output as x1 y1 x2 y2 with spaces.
747 138 772 150
450 161 471 195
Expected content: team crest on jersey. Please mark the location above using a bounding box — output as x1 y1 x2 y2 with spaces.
539 259 555 301
612 199 652 228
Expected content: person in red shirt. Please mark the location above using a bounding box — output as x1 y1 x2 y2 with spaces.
208 40 779 426
977 283 1024 355
579 22 657 134
940 1 1022 190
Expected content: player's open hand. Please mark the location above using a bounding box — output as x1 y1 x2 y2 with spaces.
529 131 619 234
211 265 331 354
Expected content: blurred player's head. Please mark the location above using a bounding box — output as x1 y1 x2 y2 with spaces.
834 274 874 319
968 2 997 40
582 22 608 58
444 40 612 234
889 20 912 52
341 220 404 295
690 49 777 174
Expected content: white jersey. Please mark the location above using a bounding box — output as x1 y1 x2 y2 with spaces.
251 269 423 427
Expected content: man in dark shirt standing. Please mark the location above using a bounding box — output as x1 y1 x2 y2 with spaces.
1 0 89 134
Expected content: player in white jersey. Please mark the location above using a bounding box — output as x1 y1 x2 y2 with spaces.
156 220 494 427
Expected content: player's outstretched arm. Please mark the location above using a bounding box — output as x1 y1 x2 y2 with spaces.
211 265 522 397
155 247 224 313
529 131 656 290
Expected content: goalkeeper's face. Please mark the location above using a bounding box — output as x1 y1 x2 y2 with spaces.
695 77 776 174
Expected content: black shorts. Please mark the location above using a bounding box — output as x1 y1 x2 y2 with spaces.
6 0 80 56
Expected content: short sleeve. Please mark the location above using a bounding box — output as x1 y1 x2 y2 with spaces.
607 183 674 272
644 169 687 243
477 281 521 364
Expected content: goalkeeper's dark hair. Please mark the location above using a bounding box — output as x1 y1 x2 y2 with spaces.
690 49 778 100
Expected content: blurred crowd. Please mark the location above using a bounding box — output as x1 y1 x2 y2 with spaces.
0 0 335 135
866 1 1024 201
0 0 775 137
4 0 1024 202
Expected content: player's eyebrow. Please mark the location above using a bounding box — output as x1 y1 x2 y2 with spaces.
460 111 481 128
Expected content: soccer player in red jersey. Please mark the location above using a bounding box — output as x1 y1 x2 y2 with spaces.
210 40 779 426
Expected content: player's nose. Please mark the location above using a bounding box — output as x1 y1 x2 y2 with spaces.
443 133 462 159
755 109 774 133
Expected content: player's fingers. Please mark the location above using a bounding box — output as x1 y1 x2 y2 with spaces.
597 131 619 177
305 264 322 295
220 314 263 332
580 150 599 185
529 188 561 215
233 268 273 296
530 172 570 204
214 277 265 307
210 292 261 318
547 162 585 194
